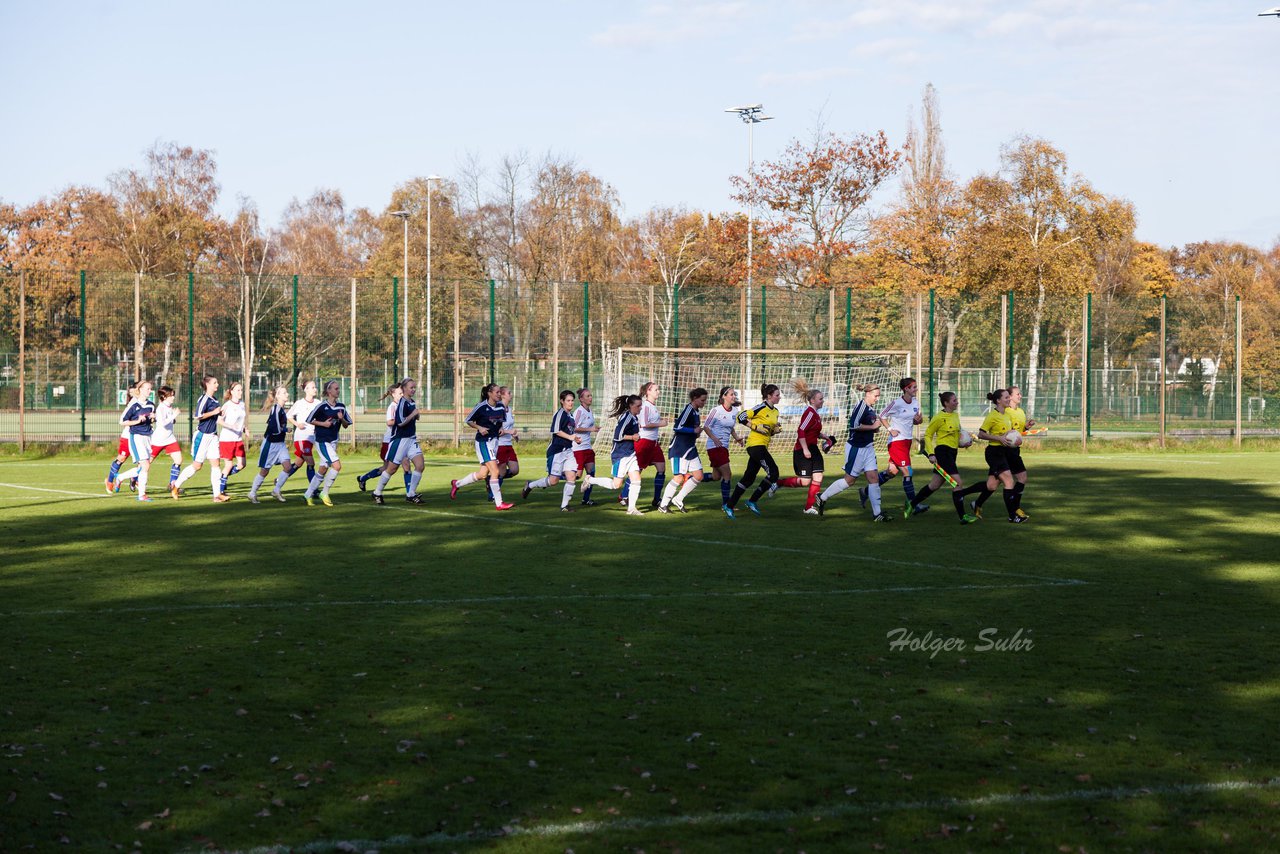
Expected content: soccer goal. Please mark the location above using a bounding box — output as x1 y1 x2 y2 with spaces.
595 347 913 460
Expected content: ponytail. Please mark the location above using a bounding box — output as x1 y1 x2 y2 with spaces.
689 387 708 401
900 377 916 391
718 386 735 406
478 382 497 403
855 382 881 395
222 381 243 403
610 394 641 419
791 378 821 404
986 388 1008 405
379 380 403 402
760 383 779 399
939 391 957 407
157 385 175 403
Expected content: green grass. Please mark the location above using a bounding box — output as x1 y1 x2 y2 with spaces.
3 449 1280 852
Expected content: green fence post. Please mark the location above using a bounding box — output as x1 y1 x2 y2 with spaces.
79 270 87 441
760 284 767 351
928 288 936 419
582 281 590 388
488 279 496 383
845 287 852 349
291 275 298 398
188 272 195 437
673 282 680 349
392 277 400 377
1085 292 1092 440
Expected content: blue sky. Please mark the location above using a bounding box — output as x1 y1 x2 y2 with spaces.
5 0 1277 248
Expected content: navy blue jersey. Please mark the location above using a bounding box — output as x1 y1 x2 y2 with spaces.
309 401 350 444
668 403 701 458
263 404 289 442
611 411 639 462
847 399 878 448
393 397 418 439
195 394 220 434
123 400 155 436
548 408 575 454
467 401 506 443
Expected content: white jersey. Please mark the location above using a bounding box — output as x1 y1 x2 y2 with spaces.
218 400 247 442
118 398 134 439
497 408 516 448
288 398 317 443
638 400 662 441
572 405 595 446
152 401 178 446
382 401 397 443
703 404 739 449
879 396 921 441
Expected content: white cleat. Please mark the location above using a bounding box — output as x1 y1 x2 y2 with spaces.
272 491 286 502
626 508 645 516
803 506 820 515
247 494 260 504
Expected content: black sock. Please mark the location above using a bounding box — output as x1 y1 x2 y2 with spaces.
974 488 994 508
749 480 773 503
728 484 746 508
951 491 966 518
1013 482 1025 511
958 482 986 497
1003 488 1018 519
913 483 934 506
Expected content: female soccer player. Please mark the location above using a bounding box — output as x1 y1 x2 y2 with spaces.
572 387 601 506
814 383 891 521
521 390 581 511
106 380 140 493
776 379 838 515
905 391 977 524
957 388 1023 523
868 377 924 510
303 380 352 507
701 386 743 510
173 375 224 500
491 385 520 498
633 381 668 508
658 387 709 513
725 383 783 518
248 386 298 504
580 394 645 515
450 383 513 510
358 383 411 495
115 380 156 501
287 380 320 486
217 381 250 500
144 385 183 493
1005 384 1035 520
372 378 426 506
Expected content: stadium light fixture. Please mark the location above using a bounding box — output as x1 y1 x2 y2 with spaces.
425 176 443 411
390 210 411 377
725 104 773 392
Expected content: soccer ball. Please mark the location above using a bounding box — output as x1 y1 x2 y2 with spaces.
1004 429 1023 448
821 436 835 453
958 430 973 449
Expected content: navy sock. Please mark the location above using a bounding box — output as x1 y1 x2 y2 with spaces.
108 460 121 480
307 464 315 482
581 466 594 502
903 475 916 502
362 466 383 481
720 479 731 503
169 463 180 484
652 472 665 504
620 479 630 500
879 469 896 484
403 470 412 490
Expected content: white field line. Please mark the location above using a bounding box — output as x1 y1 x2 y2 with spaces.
0 580 1083 619
0 482 113 499
198 776 1280 854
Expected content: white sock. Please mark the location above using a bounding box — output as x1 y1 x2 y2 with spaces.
491 483 503 505
175 464 197 488
627 478 640 512
273 471 290 491
456 472 478 488
211 465 222 496
661 479 679 507
820 479 851 502
408 470 423 496
589 475 615 490
530 477 550 490
676 477 699 504
868 482 882 514
561 480 575 508
250 474 265 497
375 472 392 496
305 473 323 497
322 468 339 493
136 470 148 496
118 466 140 481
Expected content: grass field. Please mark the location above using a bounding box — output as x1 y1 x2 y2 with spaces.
3 448 1280 852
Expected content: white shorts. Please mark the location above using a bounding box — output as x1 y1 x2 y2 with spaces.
314 441 341 466
387 436 422 465
843 443 878 476
670 451 702 476
475 437 500 464
610 454 639 479
127 434 152 464
547 447 579 478
191 432 220 464
257 440 292 470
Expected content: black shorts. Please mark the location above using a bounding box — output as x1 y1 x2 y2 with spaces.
1007 447 1026 475
985 444 1011 476
932 445 959 476
793 448 824 477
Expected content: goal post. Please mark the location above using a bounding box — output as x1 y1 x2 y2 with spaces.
596 347 913 461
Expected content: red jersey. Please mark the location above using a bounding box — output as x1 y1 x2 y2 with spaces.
793 405 823 451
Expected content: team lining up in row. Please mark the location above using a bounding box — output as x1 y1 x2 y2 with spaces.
103 373 1036 523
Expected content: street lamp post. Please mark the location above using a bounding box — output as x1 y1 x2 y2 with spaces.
725 104 772 390
425 175 442 410
390 210 410 378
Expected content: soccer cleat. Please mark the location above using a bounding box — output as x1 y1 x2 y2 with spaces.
872 512 892 522
372 493 385 505
766 482 780 499
915 504 930 515
617 496 627 506
129 479 137 493
858 487 867 508
405 494 424 505
960 513 979 525
722 504 735 519
814 496 826 516
650 498 661 509
247 494 260 504
213 494 230 503
521 483 533 501
560 505 575 513
672 500 687 513
450 479 460 500
969 500 983 520
136 494 152 502
305 495 316 506
746 500 761 516
581 499 597 507
104 477 115 494
1009 515 1027 524
657 504 671 514
320 492 333 507
495 502 515 511
170 484 181 500
803 507 820 515
1015 508 1029 520
113 478 123 494
271 490 286 503
357 475 367 492
903 500 915 518
626 508 645 516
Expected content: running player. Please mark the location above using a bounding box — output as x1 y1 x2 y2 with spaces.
724 383 782 518
450 383 513 510
173 375 224 500
358 383 411 495
865 378 924 511
633 381 668 508
702 386 743 511
248 385 298 504
658 387 708 513
778 379 837 515
148 385 183 492
372 378 426 505
491 385 520 498
106 381 141 493
115 380 156 501
905 391 977 524
520 390 581 511
580 394 645 515
957 388 1024 523
303 380 352 507
814 383 891 521
217 381 250 499
572 388 601 506
1005 384 1035 520
287 380 320 487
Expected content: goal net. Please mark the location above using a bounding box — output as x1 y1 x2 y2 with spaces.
594 347 912 461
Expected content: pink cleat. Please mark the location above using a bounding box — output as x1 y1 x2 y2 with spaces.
495 502 515 511
450 479 460 500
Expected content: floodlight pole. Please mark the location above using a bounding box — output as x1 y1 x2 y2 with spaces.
426 175 442 411
390 210 411 378
726 104 772 392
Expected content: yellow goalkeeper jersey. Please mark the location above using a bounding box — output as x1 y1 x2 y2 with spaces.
923 411 960 455
979 408 1013 446
1007 406 1028 434
740 402 779 448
